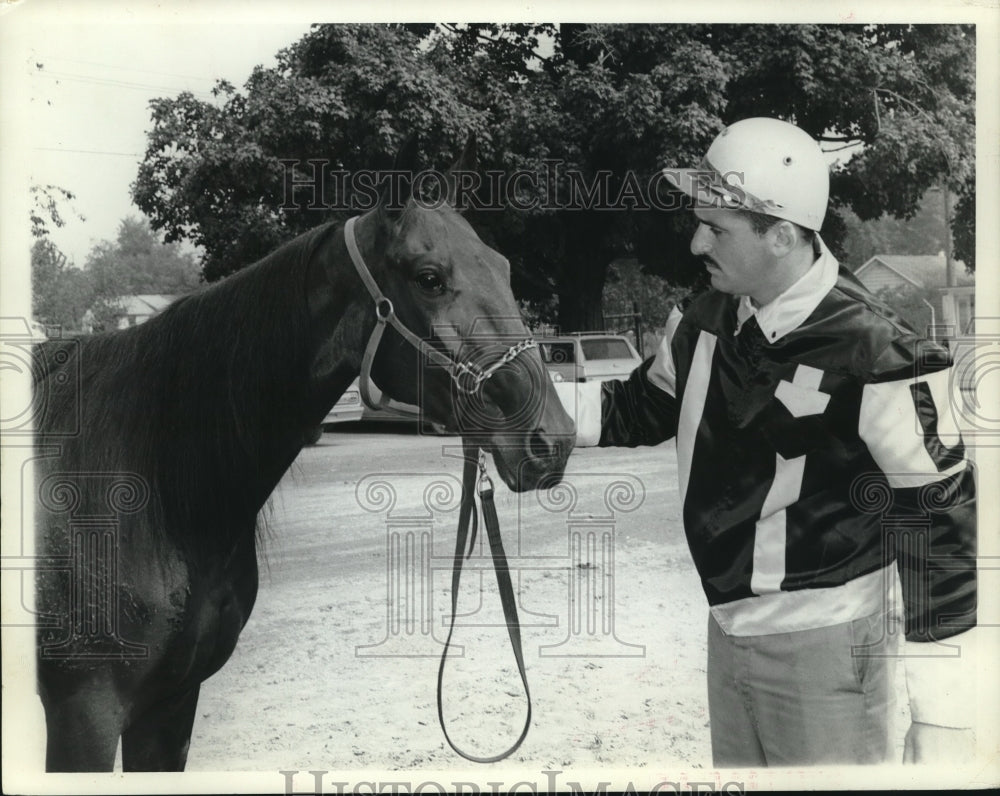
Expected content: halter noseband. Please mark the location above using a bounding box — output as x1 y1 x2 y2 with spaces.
343 215 537 415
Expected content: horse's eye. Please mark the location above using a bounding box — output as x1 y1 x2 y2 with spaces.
414 271 446 295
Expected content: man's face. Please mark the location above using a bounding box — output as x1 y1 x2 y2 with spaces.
689 207 775 302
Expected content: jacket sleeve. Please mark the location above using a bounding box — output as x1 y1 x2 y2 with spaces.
858 338 978 728
598 306 683 447
598 353 679 448
552 308 683 448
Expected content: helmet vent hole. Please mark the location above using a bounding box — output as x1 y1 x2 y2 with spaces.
783 156 793 165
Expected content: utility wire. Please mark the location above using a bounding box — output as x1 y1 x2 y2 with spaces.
35 69 218 100
33 146 141 157
35 54 219 83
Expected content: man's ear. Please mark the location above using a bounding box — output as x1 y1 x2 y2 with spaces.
770 219 800 256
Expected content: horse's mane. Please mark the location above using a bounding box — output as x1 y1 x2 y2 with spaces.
35 221 340 562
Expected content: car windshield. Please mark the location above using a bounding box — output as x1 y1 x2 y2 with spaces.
580 338 634 361
540 341 576 364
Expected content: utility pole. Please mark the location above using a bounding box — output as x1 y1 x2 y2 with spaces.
943 184 955 288
632 300 643 358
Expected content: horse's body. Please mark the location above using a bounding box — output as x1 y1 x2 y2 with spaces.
33 138 574 771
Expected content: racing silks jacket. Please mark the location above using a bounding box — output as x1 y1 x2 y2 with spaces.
561 238 978 728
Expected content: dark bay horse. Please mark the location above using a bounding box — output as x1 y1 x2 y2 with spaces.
32 135 575 771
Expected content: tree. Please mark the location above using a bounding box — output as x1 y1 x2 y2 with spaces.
550 24 975 275
602 258 693 356
839 187 952 268
133 23 976 331
31 237 94 330
30 183 84 240
30 183 90 331
133 24 485 282
458 26 727 331
85 216 201 297
31 215 201 332
602 259 691 330
874 283 938 338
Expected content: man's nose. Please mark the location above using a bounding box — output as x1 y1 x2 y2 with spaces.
690 224 711 256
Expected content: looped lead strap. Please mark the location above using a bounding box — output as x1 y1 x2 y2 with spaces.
436 441 532 763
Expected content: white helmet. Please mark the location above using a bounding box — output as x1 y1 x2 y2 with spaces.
663 117 829 231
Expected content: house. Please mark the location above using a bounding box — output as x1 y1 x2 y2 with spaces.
853 254 975 340
111 294 177 329
83 294 178 333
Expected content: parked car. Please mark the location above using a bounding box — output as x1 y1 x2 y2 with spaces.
324 380 365 425
308 378 439 443
537 333 642 383
303 381 363 444
307 343 609 444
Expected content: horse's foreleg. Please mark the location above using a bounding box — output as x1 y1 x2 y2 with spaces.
121 684 201 771
42 688 124 772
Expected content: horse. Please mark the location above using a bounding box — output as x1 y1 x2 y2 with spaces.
31 134 575 772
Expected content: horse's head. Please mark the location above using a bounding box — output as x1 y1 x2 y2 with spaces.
350 134 575 491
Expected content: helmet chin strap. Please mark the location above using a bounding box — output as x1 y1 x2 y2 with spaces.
343 215 538 418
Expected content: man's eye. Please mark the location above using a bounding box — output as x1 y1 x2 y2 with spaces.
415 271 445 294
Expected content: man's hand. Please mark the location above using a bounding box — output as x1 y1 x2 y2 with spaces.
903 721 976 764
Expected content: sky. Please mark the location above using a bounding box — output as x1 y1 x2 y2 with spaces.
12 13 316 265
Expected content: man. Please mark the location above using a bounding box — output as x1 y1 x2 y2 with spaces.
556 117 978 766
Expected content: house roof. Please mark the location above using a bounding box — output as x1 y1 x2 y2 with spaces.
855 254 974 290
116 294 178 316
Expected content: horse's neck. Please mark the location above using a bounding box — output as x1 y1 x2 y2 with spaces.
301 223 378 416
160 225 376 529
229 224 378 511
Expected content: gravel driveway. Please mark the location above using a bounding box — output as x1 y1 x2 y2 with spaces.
184 423 910 785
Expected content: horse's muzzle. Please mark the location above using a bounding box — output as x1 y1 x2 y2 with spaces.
487 429 573 493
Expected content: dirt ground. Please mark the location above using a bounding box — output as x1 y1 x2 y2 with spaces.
183 426 911 777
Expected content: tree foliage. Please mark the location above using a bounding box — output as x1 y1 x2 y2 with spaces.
839 187 958 269
132 23 976 331
30 183 90 330
31 237 93 330
30 183 84 239
133 24 485 282
874 283 939 338
85 216 201 298
602 258 693 357
31 215 201 332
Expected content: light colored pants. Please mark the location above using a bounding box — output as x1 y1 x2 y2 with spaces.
707 610 895 767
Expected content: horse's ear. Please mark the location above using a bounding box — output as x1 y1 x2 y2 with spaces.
380 134 419 221
446 132 478 212
393 133 420 173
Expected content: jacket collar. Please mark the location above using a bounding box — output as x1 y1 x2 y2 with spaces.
735 236 839 342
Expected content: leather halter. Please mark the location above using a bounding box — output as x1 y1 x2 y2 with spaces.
343 215 538 416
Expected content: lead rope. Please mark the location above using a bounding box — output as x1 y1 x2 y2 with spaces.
436 441 532 763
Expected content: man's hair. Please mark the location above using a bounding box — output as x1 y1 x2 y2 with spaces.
738 208 816 246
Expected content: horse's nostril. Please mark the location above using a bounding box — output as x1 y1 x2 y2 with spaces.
529 431 552 461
